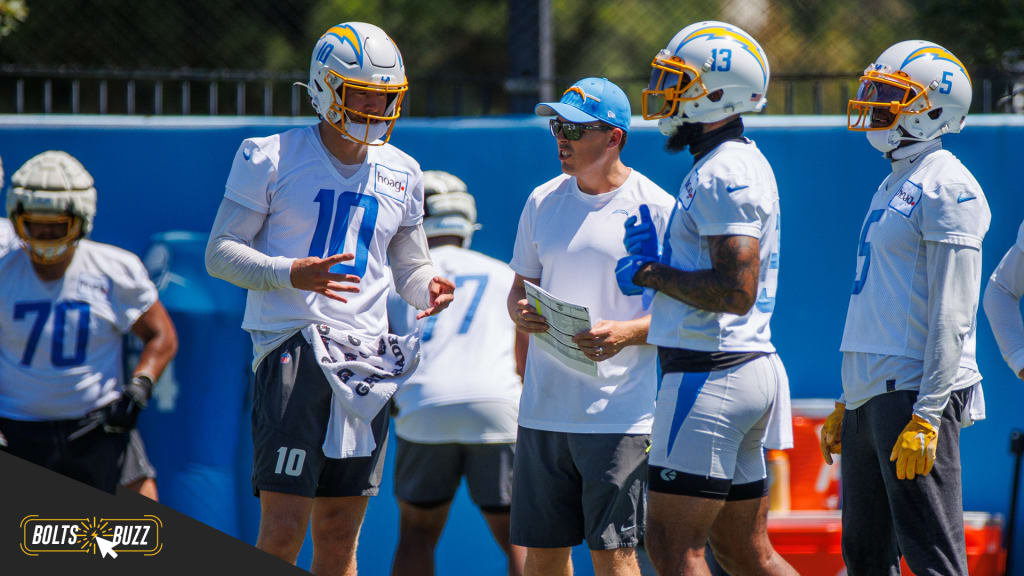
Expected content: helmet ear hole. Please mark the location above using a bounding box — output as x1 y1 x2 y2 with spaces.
707 89 724 102
928 107 943 120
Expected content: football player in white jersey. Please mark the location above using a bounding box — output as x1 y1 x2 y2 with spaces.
819 41 990 574
0 155 17 255
984 221 1024 380
0 151 178 494
508 77 675 576
205 22 453 573
387 171 527 576
617 21 798 576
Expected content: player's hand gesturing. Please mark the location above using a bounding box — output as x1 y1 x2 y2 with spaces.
417 276 456 319
290 253 362 303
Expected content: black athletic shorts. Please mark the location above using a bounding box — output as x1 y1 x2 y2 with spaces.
0 409 129 494
252 332 390 498
119 429 156 486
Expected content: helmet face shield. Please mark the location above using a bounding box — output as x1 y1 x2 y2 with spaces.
13 211 82 264
323 71 408 145
642 50 705 120
847 68 930 131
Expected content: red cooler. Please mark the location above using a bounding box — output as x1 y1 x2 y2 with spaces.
786 399 842 510
766 510 1005 575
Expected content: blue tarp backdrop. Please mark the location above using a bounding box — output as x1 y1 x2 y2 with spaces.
1 115 1023 574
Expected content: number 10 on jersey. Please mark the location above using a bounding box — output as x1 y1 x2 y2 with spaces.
308 189 379 277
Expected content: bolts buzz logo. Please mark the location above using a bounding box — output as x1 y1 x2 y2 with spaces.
20 515 163 558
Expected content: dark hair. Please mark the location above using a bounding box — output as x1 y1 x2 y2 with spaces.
617 130 628 150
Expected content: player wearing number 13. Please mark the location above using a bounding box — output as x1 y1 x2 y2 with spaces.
205 22 453 573
619 21 796 576
820 40 990 574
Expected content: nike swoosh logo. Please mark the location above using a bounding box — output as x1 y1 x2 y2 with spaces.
957 194 976 204
242 148 253 161
726 185 749 193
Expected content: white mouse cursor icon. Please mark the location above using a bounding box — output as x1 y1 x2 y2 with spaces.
95 536 118 559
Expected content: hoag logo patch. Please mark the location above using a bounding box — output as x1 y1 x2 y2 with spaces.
889 180 922 217
374 165 410 203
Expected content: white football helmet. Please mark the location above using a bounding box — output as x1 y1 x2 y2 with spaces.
848 40 972 152
307 22 408 146
643 21 769 132
422 171 480 249
7 151 97 264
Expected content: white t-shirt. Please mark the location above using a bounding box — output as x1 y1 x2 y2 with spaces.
647 139 780 352
222 125 424 366
840 142 989 366
510 169 675 434
0 240 158 420
387 245 521 443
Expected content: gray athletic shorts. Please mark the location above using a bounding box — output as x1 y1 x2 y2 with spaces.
648 354 781 499
394 437 514 510
119 429 156 486
252 333 390 498
510 426 648 550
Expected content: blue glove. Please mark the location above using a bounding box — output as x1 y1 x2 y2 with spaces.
616 254 656 296
623 204 659 259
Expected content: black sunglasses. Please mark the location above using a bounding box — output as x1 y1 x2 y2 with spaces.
549 118 613 141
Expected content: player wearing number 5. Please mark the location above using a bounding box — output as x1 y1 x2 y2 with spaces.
205 22 453 573
820 40 989 574
0 151 178 494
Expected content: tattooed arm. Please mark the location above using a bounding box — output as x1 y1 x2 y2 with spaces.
634 235 760 315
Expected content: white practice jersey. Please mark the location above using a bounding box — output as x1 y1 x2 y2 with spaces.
388 245 521 443
223 125 424 361
0 218 18 255
984 220 1024 375
0 240 158 420
840 143 990 369
648 139 780 352
510 169 675 434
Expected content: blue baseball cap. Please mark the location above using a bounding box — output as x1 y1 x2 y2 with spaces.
534 77 631 132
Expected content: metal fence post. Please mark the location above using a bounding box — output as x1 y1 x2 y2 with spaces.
209 81 218 115
236 81 245 115
72 79 80 114
43 79 52 113
99 80 108 114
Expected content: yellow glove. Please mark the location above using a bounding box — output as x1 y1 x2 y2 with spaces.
889 415 938 480
819 402 844 465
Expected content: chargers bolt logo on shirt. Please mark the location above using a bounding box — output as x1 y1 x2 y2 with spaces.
21 515 163 558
